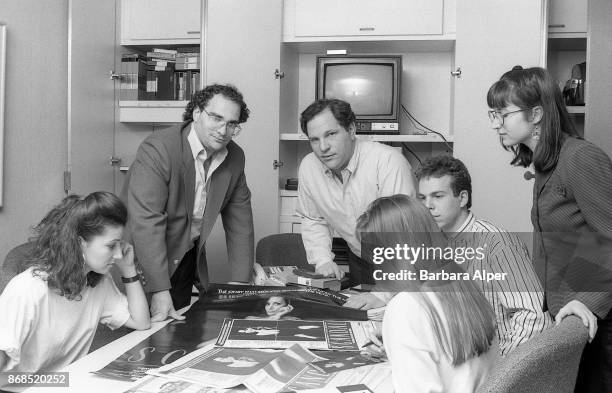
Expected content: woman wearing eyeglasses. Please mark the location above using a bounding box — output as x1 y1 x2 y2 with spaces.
487 66 612 393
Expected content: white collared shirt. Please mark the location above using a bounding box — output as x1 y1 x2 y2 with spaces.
296 140 417 268
187 125 228 240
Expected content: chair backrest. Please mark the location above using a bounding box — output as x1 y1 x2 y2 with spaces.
477 315 588 393
1 241 35 294
255 233 311 270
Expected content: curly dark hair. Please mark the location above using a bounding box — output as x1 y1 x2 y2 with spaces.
26 191 127 300
416 155 472 209
300 98 356 136
182 84 250 125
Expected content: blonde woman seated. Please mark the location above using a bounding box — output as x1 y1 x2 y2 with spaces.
356 195 498 393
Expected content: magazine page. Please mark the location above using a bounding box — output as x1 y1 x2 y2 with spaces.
148 345 287 388
245 357 392 393
148 343 325 390
242 345 325 393
309 351 385 373
216 319 373 351
95 288 367 381
122 375 247 393
294 363 393 393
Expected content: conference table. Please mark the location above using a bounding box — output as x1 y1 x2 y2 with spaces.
18 286 390 393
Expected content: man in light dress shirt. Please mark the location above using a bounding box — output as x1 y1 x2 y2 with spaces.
122 84 254 322
296 98 417 308
416 155 553 354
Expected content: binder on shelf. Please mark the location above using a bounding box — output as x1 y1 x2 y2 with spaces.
120 53 148 101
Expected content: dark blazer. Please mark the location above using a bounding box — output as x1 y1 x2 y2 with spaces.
532 136 612 319
120 124 254 293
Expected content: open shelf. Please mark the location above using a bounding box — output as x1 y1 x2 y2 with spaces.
119 100 188 123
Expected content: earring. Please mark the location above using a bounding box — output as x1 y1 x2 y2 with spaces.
531 125 541 141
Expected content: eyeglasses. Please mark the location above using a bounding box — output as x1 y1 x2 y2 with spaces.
201 107 242 137
487 108 530 127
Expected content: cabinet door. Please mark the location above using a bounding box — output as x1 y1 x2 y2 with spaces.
121 0 201 44
548 0 587 34
69 0 116 194
204 0 282 281
454 0 546 232
294 0 443 37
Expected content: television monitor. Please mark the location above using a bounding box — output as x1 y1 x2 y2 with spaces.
316 55 402 134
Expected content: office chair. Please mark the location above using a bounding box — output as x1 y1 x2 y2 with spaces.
255 233 312 270
477 315 589 393
0 241 34 294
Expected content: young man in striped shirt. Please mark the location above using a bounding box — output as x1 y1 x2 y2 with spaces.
416 155 553 355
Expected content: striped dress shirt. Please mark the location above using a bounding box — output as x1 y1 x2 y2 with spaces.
449 213 553 355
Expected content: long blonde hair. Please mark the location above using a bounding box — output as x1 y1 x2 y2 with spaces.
356 194 496 365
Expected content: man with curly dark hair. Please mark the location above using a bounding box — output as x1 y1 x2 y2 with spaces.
121 84 254 322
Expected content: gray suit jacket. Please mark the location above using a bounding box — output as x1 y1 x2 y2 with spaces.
532 136 612 319
120 124 254 292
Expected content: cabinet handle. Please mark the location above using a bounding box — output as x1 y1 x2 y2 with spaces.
548 24 566 28
359 27 375 31
450 67 462 78
186 31 200 35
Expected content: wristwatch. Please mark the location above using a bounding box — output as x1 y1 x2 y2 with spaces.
121 275 140 284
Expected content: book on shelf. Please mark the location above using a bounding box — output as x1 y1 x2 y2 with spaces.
146 51 176 60
153 48 177 54
120 53 148 101
174 70 200 101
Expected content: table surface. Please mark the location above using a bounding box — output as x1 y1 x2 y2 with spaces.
18 290 384 393
22 304 193 393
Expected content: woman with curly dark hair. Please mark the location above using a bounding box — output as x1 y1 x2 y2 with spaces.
0 192 150 373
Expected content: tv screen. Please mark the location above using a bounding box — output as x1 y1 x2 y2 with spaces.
323 63 394 116
316 55 401 132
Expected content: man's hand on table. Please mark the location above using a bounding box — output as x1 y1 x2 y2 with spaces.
150 290 185 322
315 261 344 280
344 293 386 310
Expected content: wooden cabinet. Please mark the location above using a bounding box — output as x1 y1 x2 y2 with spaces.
120 0 201 45
287 0 444 39
548 0 587 35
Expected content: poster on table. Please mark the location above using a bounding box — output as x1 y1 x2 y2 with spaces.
95 285 367 381
215 319 372 351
